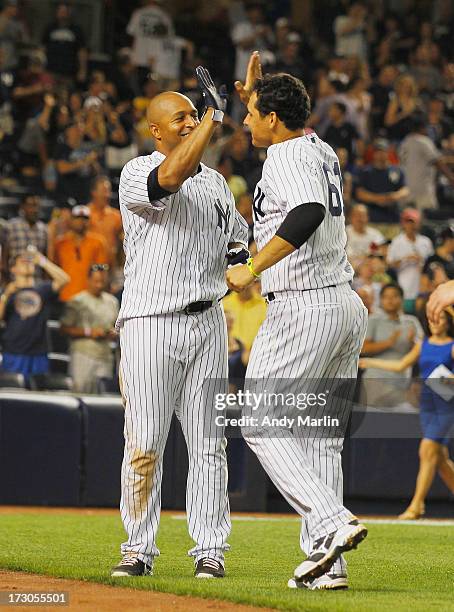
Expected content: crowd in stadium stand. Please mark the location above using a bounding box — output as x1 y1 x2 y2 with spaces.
0 0 454 401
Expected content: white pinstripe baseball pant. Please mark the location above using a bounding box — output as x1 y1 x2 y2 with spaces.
118 304 231 566
243 284 367 575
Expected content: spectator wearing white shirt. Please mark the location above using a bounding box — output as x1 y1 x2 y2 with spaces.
127 0 192 86
231 3 274 82
399 112 454 211
333 2 369 61
346 204 386 267
387 208 434 307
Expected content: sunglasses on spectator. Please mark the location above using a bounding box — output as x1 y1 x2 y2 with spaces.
90 264 110 272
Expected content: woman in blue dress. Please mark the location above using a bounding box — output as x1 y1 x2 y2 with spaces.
359 311 454 519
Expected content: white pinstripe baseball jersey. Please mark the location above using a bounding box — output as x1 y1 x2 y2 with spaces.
117 152 248 322
252 133 353 294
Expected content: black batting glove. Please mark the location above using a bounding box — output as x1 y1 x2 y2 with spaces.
196 66 228 112
226 246 250 268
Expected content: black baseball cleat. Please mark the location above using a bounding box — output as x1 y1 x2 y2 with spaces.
111 554 152 577
194 558 225 578
293 519 367 585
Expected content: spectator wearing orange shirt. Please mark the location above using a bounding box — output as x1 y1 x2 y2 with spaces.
87 175 122 266
52 205 108 301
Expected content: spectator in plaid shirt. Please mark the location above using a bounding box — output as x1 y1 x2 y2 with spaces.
2 195 47 281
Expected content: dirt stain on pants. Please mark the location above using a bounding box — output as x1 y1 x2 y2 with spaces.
129 449 157 519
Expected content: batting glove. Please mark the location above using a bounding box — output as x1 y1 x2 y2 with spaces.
226 246 250 268
196 66 228 113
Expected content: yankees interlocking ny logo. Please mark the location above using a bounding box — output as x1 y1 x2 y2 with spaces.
253 186 265 222
214 199 230 235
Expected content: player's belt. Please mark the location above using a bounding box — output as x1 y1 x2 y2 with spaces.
266 285 338 302
183 300 214 314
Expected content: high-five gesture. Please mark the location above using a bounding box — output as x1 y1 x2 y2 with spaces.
196 66 228 112
234 50 262 106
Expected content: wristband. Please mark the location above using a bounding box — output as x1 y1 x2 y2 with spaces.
38 254 47 267
246 257 260 279
211 109 224 123
84 327 91 337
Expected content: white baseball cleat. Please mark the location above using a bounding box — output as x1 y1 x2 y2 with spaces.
293 520 367 586
288 573 348 590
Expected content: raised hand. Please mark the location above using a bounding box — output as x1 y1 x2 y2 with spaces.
427 281 454 324
234 51 262 106
195 66 228 112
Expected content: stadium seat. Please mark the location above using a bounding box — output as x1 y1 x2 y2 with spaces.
48 353 71 374
46 320 70 354
0 371 26 389
97 376 120 395
424 209 453 222
29 373 73 392
0 196 20 220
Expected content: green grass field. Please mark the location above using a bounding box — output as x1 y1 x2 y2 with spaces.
0 512 453 611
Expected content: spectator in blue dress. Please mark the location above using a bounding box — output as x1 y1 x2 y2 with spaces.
0 248 69 382
359 310 454 520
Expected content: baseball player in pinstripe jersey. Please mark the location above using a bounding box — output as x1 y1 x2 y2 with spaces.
227 52 368 590
111 68 248 578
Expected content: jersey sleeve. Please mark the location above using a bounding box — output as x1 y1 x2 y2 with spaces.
265 148 326 212
217 174 248 246
230 208 249 247
119 157 171 215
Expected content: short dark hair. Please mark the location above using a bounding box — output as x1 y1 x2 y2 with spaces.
380 283 404 298
410 112 428 132
21 194 39 206
418 299 454 337
438 227 454 243
253 73 311 131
